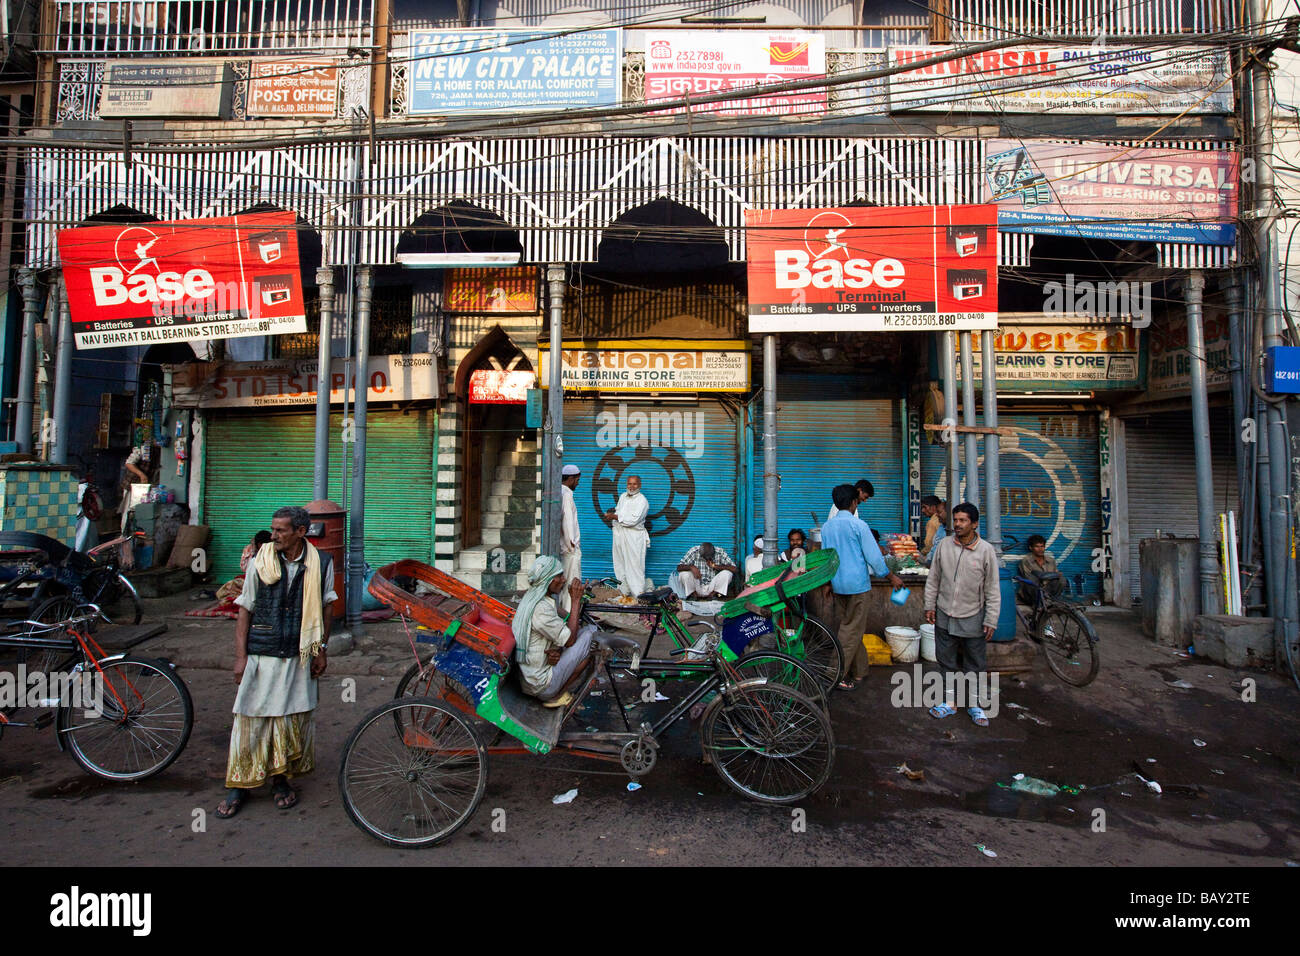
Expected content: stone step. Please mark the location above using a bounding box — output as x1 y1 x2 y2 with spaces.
480 511 536 531
484 493 539 514
454 545 538 573
495 464 539 481
491 479 539 498
501 450 539 466
448 568 529 597
481 527 540 549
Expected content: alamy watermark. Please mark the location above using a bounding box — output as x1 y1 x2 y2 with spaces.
1042 274 1151 329
0 666 104 717
596 403 704 459
889 664 1000 717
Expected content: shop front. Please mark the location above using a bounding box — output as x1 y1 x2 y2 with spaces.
171 353 440 580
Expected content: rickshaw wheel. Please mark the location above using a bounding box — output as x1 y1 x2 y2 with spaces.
701 681 834 805
339 696 487 848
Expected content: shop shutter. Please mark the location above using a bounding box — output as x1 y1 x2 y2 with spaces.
920 411 1103 598
1123 407 1238 600
204 408 436 580
751 376 907 542
561 398 740 584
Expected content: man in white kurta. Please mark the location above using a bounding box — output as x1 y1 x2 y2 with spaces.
606 475 650 597
559 464 582 612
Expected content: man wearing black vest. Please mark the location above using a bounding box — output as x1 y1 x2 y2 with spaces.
216 506 335 818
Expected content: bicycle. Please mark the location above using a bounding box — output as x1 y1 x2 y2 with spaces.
0 604 193 780
1013 572 1100 687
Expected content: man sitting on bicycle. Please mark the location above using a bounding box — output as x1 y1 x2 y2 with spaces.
1017 535 1063 605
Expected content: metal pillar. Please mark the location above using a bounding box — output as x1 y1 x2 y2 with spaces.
959 331 980 507
940 331 960 520
312 265 336 500
51 281 73 464
542 264 566 557
346 267 374 636
762 334 778 566
1224 279 1259 611
1185 272 1219 613
1250 0 1296 653
980 330 1002 556
14 269 39 453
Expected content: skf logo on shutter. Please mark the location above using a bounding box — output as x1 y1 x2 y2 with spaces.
774 211 906 290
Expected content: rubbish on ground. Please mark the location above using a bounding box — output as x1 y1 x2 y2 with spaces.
552 789 578 805
589 690 602 696
1166 679 1194 689
1133 772 1162 794
974 844 997 858
585 726 599 733
1212 769 1225 775
896 762 925 781
1008 775 1061 796
1173 651 1191 659
1187 645 1195 655
626 782 642 792
654 692 669 701
1005 702 1026 710
1193 738 1207 747
1146 758 1157 763
1017 712 1050 726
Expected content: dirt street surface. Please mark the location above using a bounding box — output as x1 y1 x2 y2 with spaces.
2 599 1297 866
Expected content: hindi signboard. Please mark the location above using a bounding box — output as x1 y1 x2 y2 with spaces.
406 29 621 114
248 59 339 117
171 354 440 408
100 59 231 117
58 212 308 350
984 140 1239 246
745 205 999 332
888 45 1232 114
644 31 825 116
443 267 539 313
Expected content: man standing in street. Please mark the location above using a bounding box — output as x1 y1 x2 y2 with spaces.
924 502 1000 726
216 505 334 818
559 464 582 611
606 474 649 597
920 495 948 562
827 478 874 522
822 483 904 690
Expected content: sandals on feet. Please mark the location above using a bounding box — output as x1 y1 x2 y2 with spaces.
215 788 246 819
929 703 957 719
967 706 990 726
271 776 298 811
836 678 857 691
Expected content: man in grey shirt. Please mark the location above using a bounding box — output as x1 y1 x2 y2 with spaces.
923 502 1000 725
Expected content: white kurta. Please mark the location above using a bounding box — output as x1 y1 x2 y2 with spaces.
559 484 582 611
611 491 649 597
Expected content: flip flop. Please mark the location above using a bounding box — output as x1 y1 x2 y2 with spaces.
967 707 990 727
542 690 575 709
929 703 957 719
215 788 246 819
836 678 857 691
271 777 298 811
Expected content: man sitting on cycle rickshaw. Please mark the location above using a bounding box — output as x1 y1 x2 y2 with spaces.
1017 534 1064 605
513 556 593 709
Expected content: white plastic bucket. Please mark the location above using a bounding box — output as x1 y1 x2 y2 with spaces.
884 626 920 664
919 623 937 662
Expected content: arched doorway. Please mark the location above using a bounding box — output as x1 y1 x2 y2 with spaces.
454 325 535 549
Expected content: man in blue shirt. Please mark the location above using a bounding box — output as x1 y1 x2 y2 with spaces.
821 484 905 690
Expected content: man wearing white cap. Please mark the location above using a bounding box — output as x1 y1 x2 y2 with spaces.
605 475 650 597
559 464 582 611
744 537 765 584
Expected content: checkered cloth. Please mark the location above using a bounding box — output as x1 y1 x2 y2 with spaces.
0 469 80 545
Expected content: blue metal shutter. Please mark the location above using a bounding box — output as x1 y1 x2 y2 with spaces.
204 408 435 580
919 411 1102 598
751 376 907 542
561 398 740 585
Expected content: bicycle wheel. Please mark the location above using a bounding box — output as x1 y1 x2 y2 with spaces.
17 596 81 674
776 610 843 690
339 697 487 848
735 650 829 712
61 657 193 781
701 682 834 804
1036 605 1100 687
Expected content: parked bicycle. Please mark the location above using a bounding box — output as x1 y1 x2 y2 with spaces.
0 604 193 780
1013 572 1100 686
0 531 143 631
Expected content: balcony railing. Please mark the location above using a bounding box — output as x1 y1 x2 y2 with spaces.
941 0 1234 39
48 0 373 54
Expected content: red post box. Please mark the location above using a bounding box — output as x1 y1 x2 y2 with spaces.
305 499 346 621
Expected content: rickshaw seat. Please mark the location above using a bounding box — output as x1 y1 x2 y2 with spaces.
637 586 675 604
476 609 515 657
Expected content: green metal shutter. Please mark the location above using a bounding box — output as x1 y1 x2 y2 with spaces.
920 411 1103 598
561 398 740 584
751 376 907 541
204 408 435 580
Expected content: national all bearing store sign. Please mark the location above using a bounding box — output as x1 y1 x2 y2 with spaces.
57 212 308 349
745 205 999 332
540 340 750 392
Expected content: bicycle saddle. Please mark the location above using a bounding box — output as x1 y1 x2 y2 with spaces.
637 586 676 604
1037 572 1062 582
591 631 641 653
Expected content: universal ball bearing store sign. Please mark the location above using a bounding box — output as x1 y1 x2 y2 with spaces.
745 205 999 333
57 212 308 349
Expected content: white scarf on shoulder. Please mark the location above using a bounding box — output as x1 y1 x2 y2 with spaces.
254 541 324 668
